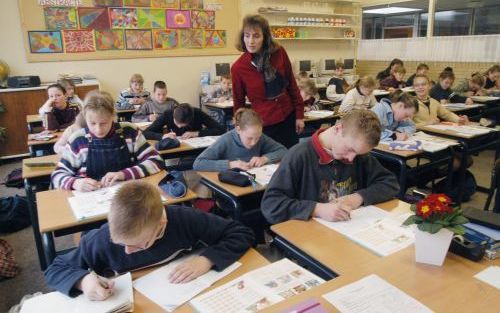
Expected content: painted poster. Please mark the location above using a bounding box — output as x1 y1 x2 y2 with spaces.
38 0 82 6
153 29 178 49
191 10 215 29
44 7 78 30
78 7 110 29
204 29 226 48
93 0 123 6
151 0 179 8
180 28 203 48
125 29 153 50
62 30 95 53
180 0 203 9
123 0 150 6
166 10 191 28
109 8 138 28
95 29 124 50
28 31 64 53
137 9 166 29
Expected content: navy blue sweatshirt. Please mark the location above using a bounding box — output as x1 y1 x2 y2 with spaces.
44 206 254 297
430 83 467 103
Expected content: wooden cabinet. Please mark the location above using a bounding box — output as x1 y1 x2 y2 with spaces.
0 81 99 158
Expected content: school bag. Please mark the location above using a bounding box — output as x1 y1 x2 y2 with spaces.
0 195 31 233
435 170 477 203
3 168 23 188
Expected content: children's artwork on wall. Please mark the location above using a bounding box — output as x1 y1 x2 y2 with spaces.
93 0 123 6
95 29 124 50
191 10 215 29
153 29 178 49
28 31 64 53
109 8 138 28
63 30 96 53
38 0 82 6
125 29 153 50
137 9 166 29
180 0 203 9
78 7 110 29
123 0 150 6
181 29 203 48
166 10 191 28
204 29 226 48
44 7 78 30
151 0 180 8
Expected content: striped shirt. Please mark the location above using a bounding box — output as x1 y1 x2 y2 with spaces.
115 88 151 110
51 122 164 190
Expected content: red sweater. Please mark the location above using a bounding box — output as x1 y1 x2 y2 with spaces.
231 47 304 126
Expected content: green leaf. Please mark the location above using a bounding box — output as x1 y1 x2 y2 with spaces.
419 222 443 234
446 225 465 235
450 215 469 225
402 215 419 226
410 204 416 213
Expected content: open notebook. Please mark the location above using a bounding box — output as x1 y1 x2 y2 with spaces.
20 273 133 313
179 136 220 148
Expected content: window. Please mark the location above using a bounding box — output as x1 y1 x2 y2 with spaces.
362 17 373 39
474 5 500 35
433 10 471 36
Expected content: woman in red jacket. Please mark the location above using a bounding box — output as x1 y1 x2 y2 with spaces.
231 15 304 148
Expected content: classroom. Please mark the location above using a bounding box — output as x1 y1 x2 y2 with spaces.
0 0 499 312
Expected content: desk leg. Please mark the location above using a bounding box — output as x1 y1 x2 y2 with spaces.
24 178 47 271
396 158 407 199
456 141 469 208
200 178 242 221
42 232 56 266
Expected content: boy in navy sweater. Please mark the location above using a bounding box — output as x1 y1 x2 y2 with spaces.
44 181 254 300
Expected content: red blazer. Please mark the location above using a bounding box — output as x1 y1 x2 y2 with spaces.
231 47 304 126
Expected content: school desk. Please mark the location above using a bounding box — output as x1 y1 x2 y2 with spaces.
116 108 137 122
444 103 485 116
150 141 209 167
36 171 198 267
27 131 63 157
26 114 43 133
418 123 500 207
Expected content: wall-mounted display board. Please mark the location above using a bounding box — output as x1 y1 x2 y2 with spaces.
20 0 240 62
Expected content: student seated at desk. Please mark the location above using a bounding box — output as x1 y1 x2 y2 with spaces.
327 62 349 95
44 181 254 299
261 110 399 224
296 71 312 84
131 80 178 123
143 103 225 141
483 65 499 92
376 58 404 81
379 64 406 92
51 91 164 191
202 74 232 104
39 83 80 131
412 74 468 127
193 108 286 171
53 112 86 155
371 90 418 142
59 78 83 108
339 76 377 114
406 63 430 87
116 73 151 110
453 72 486 97
430 68 474 105
299 80 321 111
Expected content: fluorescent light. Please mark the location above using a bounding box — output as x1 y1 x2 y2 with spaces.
363 7 422 15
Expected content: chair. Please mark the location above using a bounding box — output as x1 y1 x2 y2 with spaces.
484 159 500 212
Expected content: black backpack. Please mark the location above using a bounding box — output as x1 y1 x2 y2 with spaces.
3 168 23 189
435 170 477 203
0 196 31 233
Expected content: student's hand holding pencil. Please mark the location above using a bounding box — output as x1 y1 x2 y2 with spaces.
78 271 115 301
248 156 269 168
73 178 102 192
312 201 352 222
168 256 213 284
181 131 200 139
101 172 125 187
162 132 177 139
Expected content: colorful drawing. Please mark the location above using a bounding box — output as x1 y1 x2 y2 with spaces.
137 9 166 28
191 10 215 29
180 29 203 48
204 29 226 48
93 0 123 6
28 31 63 53
166 10 191 28
153 29 178 49
180 0 202 9
123 0 150 6
151 0 179 8
44 7 78 30
38 0 82 6
125 29 153 50
63 30 96 53
78 7 110 29
95 29 124 50
109 8 138 28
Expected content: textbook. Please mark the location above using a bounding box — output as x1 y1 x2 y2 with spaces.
133 254 241 312
381 131 458 153
247 163 279 186
190 258 325 313
315 206 415 257
424 123 494 138
20 273 133 313
180 136 220 148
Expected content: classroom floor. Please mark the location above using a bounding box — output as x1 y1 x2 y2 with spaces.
0 150 495 312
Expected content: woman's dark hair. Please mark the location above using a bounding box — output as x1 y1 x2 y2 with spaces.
173 103 193 125
47 83 66 94
439 69 455 81
376 58 404 80
389 89 419 112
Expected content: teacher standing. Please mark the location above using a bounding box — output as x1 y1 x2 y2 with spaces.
231 15 304 149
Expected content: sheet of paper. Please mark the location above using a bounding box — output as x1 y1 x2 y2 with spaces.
216 100 233 108
247 163 279 186
471 96 500 102
323 274 433 313
304 110 334 119
70 183 124 220
133 254 241 312
20 292 74 313
474 266 500 289
315 206 390 236
180 136 220 148
133 121 152 129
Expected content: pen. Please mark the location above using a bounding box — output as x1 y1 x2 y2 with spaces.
91 270 111 289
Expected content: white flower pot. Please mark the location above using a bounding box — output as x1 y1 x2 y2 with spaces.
414 227 454 266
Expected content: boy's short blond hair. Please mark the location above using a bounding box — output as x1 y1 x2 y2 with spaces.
130 73 144 85
220 74 231 81
339 110 381 147
298 80 317 96
83 90 116 117
58 78 76 90
108 181 163 242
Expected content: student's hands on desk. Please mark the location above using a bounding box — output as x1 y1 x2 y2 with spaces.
101 172 126 187
73 178 102 192
168 255 213 284
313 193 363 222
162 131 177 140
78 272 115 301
181 131 199 139
248 156 269 168
229 160 251 170
395 132 409 141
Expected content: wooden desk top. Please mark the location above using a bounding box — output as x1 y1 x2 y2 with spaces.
27 131 62 146
204 101 234 109
132 248 269 313
116 108 137 113
418 123 497 139
22 154 60 179
374 143 423 158
37 171 197 232
26 114 42 124
304 112 340 123
197 171 265 197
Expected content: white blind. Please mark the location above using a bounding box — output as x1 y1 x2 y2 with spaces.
357 35 500 62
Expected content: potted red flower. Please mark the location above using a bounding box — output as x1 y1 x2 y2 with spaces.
403 194 468 266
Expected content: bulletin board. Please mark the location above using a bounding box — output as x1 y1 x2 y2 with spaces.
19 0 241 62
